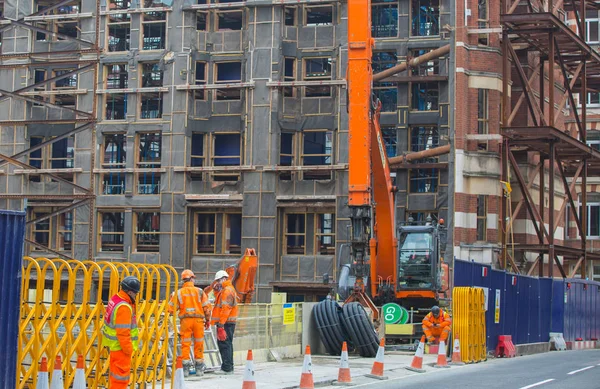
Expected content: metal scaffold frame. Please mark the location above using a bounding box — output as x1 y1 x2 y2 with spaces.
0 0 100 259
500 0 600 277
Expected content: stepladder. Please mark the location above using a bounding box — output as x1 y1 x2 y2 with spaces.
167 322 222 376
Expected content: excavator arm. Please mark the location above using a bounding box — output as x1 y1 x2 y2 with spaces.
205 248 258 303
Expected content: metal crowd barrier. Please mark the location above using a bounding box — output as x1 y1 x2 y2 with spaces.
452 287 487 363
18 257 179 389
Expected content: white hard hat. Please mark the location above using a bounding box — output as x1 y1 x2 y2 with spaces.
214 270 229 281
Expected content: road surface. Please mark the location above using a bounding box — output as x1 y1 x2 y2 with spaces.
351 349 600 389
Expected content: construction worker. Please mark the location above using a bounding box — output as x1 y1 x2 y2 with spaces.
211 270 238 375
102 276 141 389
168 269 212 377
422 305 451 344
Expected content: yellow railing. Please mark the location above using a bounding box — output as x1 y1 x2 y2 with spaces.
18 257 178 389
452 287 486 363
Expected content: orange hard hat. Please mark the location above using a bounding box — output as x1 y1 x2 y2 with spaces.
181 269 195 279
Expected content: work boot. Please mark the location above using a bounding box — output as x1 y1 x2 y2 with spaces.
182 361 192 378
214 369 234 375
195 360 206 376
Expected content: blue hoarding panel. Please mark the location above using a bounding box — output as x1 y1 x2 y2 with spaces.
539 279 552 342
0 210 26 389
551 280 564 334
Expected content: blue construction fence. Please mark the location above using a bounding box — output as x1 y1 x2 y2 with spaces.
453 259 600 351
0 210 26 389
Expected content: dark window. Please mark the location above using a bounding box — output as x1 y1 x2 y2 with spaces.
191 133 204 181
197 12 207 30
304 58 332 97
135 211 160 252
305 6 333 26
102 134 126 195
141 63 163 88
196 213 216 253
382 127 398 157
106 64 128 89
106 94 127 120
476 195 487 241
195 62 207 100
285 7 296 26
302 131 333 180
285 213 306 254
108 14 131 52
51 137 74 169
372 0 398 37
140 93 163 119
218 11 243 30
316 213 335 255
280 133 294 180
99 212 125 252
411 82 439 111
212 133 241 181
142 12 166 50
411 0 439 36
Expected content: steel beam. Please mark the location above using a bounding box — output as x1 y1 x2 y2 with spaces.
24 239 76 261
0 152 92 194
508 151 548 242
507 43 544 126
26 199 90 226
0 123 94 168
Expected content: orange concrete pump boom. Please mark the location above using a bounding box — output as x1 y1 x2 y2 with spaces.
346 0 398 317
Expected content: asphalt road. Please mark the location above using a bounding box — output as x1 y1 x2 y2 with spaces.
351 349 600 389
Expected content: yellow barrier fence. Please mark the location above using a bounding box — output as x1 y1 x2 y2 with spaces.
452 287 486 363
18 257 179 389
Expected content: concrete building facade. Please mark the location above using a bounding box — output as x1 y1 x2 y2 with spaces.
2 0 592 301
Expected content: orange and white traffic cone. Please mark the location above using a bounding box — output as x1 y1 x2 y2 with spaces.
334 342 352 386
406 336 426 373
242 350 256 389
49 356 63 389
450 336 465 365
173 356 185 389
73 355 86 388
299 345 314 389
434 340 450 368
366 338 388 380
36 357 49 389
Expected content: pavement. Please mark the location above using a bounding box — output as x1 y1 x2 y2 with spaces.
175 349 600 389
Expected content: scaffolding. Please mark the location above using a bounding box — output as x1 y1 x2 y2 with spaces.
500 0 600 277
0 0 99 259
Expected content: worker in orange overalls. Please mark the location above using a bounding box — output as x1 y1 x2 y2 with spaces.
102 276 141 389
168 269 212 377
211 270 238 375
422 305 451 344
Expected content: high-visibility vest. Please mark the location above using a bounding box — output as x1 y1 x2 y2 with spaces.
169 282 211 319
423 310 452 328
211 281 238 325
102 293 139 352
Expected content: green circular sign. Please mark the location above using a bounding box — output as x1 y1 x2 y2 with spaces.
382 303 403 324
398 306 409 324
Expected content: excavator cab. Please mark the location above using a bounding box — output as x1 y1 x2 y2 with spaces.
397 218 444 291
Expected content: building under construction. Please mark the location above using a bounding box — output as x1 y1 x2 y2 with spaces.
1 0 599 302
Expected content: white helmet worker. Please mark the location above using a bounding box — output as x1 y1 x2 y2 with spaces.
214 270 229 281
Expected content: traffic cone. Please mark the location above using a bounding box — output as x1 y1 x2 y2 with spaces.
49 356 63 389
299 345 314 389
334 342 352 386
406 336 426 373
434 340 450 368
36 357 49 389
242 350 256 389
450 336 465 365
73 355 86 388
173 356 185 389
366 338 388 380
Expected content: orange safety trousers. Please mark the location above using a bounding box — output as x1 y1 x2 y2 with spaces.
109 350 131 389
423 325 451 342
180 318 205 361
